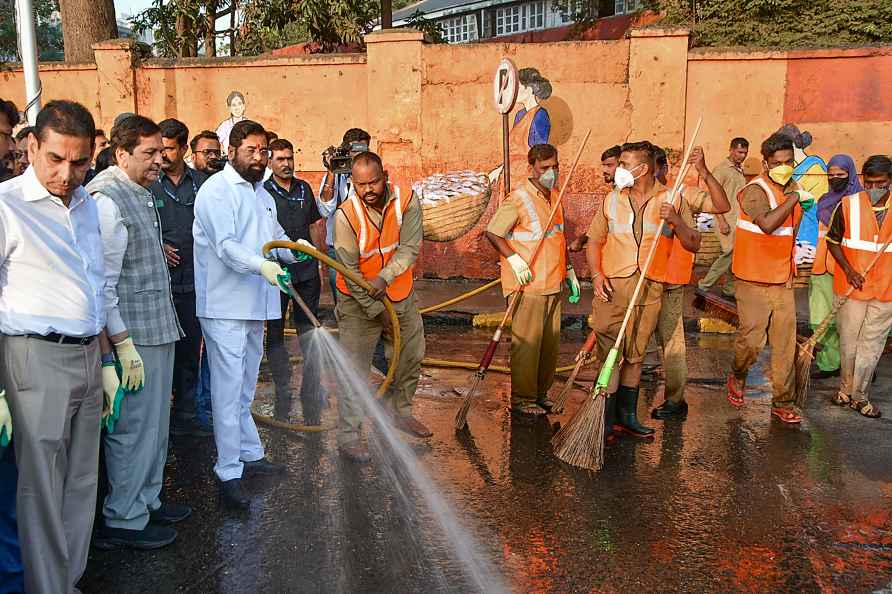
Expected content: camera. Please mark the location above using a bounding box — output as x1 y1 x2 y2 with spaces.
322 144 352 175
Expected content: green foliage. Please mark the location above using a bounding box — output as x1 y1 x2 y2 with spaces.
654 0 892 47
130 0 228 58
405 10 446 44
0 0 64 62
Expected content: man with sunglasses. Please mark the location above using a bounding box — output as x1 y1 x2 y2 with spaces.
151 118 211 438
193 120 296 509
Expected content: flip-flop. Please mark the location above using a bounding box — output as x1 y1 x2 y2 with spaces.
831 392 851 406
726 375 744 408
771 407 802 424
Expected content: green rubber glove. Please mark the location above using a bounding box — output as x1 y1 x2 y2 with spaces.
565 266 581 304
276 268 293 296
101 362 128 434
290 239 315 263
0 389 11 448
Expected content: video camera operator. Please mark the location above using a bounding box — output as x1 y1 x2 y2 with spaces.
317 128 371 303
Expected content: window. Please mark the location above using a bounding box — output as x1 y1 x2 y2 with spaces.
495 1 546 36
615 0 641 15
440 14 479 44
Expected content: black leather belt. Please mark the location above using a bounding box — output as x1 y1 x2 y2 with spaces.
25 333 97 346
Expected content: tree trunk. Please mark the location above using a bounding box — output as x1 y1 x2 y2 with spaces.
175 0 198 57
381 0 392 29
58 0 117 62
204 0 218 57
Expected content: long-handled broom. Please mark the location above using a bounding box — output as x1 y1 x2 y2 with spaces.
552 118 703 470
795 231 892 408
455 129 592 430
549 329 599 414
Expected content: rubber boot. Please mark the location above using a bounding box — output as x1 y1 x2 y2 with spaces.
614 385 655 439
604 393 618 446
267 343 293 419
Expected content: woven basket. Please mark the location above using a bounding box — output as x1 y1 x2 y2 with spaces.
695 230 723 266
422 186 492 242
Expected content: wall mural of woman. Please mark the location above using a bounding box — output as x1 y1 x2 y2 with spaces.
215 90 247 152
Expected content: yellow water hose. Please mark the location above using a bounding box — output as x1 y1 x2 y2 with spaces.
255 240 402 433
417 279 501 315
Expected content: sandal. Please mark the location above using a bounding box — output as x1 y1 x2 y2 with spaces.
850 400 882 418
535 397 555 413
726 375 744 408
831 392 851 406
771 407 803 424
511 404 546 417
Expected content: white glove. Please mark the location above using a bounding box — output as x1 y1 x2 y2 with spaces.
0 390 11 447
507 253 533 286
113 337 145 391
260 260 286 286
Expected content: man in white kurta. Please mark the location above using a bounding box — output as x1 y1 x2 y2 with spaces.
193 120 294 509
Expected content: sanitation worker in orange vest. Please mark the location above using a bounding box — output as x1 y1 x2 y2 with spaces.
333 151 430 463
586 141 700 442
825 155 892 419
650 145 730 421
726 133 814 424
486 143 580 418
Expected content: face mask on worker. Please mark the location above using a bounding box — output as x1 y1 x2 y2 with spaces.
614 164 645 190
828 177 849 192
766 164 794 186
867 187 889 203
539 168 557 190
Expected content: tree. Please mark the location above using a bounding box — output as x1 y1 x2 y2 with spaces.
130 0 235 58
0 0 65 61
58 0 117 62
653 0 892 47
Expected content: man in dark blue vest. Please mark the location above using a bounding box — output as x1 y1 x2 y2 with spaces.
151 118 211 437
263 138 325 425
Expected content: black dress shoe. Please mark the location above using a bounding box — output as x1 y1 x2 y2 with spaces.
810 368 840 380
651 399 689 420
150 502 192 525
243 458 286 476
170 419 213 438
219 479 250 510
99 524 177 550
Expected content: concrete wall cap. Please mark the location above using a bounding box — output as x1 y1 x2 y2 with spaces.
91 38 137 51
365 28 425 44
629 28 690 39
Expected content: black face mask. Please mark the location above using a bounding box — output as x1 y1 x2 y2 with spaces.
829 177 849 192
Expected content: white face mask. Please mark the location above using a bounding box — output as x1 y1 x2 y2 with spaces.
614 164 644 190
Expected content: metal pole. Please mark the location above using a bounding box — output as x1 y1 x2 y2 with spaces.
501 112 510 199
15 0 42 124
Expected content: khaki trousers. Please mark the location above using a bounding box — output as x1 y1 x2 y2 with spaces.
733 280 796 407
836 296 892 403
656 285 687 403
509 292 561 407
1 336 101 594
337 291 425 445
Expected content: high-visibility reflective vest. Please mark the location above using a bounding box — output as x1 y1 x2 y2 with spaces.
833 191 892 302
335 184 414 302
499 180 566 296
600 186 679 282
812 219 835 276
731 175 800 284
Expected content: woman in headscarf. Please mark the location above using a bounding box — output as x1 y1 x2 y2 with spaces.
809 154 864 380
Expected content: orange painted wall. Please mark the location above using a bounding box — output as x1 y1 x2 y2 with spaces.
0 63 100 121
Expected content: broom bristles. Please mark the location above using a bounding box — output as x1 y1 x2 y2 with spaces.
454 375 482 430
549 360 585 413
551 391 606 471
794 338 815 409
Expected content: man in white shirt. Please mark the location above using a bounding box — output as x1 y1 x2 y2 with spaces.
193 119 295 509
0 100 111 594
88 116 187 550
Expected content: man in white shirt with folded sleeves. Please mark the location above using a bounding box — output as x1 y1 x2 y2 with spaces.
193 119 301 510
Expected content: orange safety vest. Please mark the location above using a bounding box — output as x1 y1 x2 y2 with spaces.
812 219 836 276
833 191 892 302
731 175 800 284
335 184 415 302
499 179 566 296
600 186 681 283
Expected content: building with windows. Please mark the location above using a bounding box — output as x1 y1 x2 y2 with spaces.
392 0 643 44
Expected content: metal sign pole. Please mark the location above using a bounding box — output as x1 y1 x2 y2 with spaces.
492 58 518 203
502 112 510 197
15 0 42 124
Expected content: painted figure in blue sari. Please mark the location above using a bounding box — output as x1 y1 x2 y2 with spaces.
777 124 828 246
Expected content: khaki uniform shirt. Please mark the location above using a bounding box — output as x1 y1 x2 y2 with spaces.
334 187 423 319
712 158 746 224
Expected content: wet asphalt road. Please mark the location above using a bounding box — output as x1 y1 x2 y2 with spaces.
80 323 892 594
